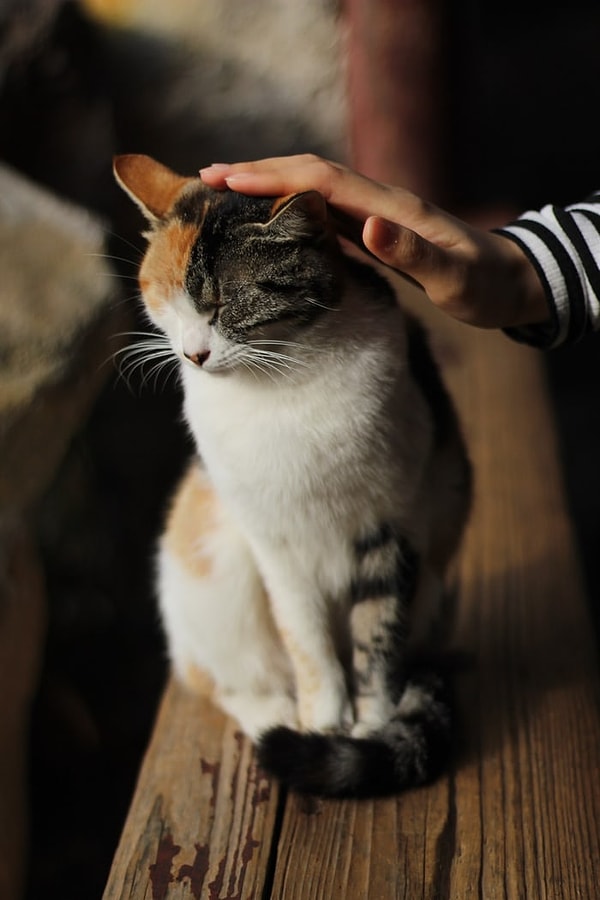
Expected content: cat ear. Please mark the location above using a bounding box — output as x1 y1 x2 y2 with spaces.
113 154 192 222
267 191 328 240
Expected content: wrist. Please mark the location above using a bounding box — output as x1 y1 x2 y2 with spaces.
495 232 553 328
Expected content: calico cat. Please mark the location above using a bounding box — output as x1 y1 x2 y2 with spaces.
114 153 471 797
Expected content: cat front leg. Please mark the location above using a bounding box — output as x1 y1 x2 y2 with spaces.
280 616 353 734
158 463 297 738
350 525 419 737
255 556 353 733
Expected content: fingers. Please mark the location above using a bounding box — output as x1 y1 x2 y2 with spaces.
363 216 456 288
200 154 336 193
200 154 344 193
200 155 466 258
200 154 400 222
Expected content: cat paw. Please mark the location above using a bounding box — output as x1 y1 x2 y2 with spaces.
298 685 354 733
351 695 394 738
351 721 376 739
221 691 299 741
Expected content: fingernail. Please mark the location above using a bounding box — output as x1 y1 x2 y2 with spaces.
199 163 231 177
364 216 400 255
374 217 400 252
224 173 252 186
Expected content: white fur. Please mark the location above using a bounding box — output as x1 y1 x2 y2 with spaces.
158 473 297 738
156 281 446 735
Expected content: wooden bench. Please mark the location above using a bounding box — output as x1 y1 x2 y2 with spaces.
102 286 600 899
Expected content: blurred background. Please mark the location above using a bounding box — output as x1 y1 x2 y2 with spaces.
0 0 598 896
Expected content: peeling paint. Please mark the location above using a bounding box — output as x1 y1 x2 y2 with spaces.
149 831 181 900
176 842 211 899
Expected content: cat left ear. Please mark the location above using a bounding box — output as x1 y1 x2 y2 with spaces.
267 191 329 240
113 154 193 222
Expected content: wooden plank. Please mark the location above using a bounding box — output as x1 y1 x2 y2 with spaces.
102 678 281 900
103 306 600 898
268 309 600 898
446 323 600 898
270 785 451 899
102 307 600 899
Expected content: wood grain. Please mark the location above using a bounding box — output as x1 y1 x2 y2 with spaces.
269 313 600 898
103 311 600 899
102 679 281 900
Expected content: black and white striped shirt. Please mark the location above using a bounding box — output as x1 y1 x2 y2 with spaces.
497 192 600 348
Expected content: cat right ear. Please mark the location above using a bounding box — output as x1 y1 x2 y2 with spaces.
113 154 192 222
267 191 329 241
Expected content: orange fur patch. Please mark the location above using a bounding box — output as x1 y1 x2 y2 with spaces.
139 221 199 315
269 195 294 217
114 155 193 219
165 464 218 578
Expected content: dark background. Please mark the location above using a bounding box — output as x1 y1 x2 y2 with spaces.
1 1 598 896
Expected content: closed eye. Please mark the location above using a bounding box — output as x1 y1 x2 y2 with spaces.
192 299 220 323
256 280 298 295
244 309 316 332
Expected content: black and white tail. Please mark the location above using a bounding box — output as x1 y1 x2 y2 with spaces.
257 673 451 798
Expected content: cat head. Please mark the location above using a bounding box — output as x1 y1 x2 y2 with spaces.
114 154 343 376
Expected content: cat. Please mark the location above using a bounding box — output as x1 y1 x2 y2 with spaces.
113 153 471 797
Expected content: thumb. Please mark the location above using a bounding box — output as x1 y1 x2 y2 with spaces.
363 216 455 291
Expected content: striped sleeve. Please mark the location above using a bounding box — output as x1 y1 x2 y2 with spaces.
496 192 600 348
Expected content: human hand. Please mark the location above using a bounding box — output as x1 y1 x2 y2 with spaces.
200 154 550 331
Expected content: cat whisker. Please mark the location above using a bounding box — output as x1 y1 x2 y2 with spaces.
112 338 171 355
246 359 282 384
146 356 181 391
111 330 171 354
247 338 307 352
238 348 289 381
252 350 308 369
123 355 179 393
103 290 144 310
245 342 308 368
111 332 179 393
114 330 166 340
238 357 263 383
306 295 339 312
98 272 141 283
117 351 171 383
242 348 302 383
87 252 142 269
103 229 146 256
249 338 329 359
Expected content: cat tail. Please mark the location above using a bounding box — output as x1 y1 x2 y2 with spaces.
256 673 452 798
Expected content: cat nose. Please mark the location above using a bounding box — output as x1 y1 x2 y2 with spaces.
184 349 211 367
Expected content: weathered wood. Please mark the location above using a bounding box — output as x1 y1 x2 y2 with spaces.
103 297 600 898
102 679 281 900
443 321 600 899
264 312 600 899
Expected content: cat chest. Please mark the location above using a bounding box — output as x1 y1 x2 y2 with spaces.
183 373 389 521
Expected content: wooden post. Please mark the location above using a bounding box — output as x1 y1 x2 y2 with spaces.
343 0 447 200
